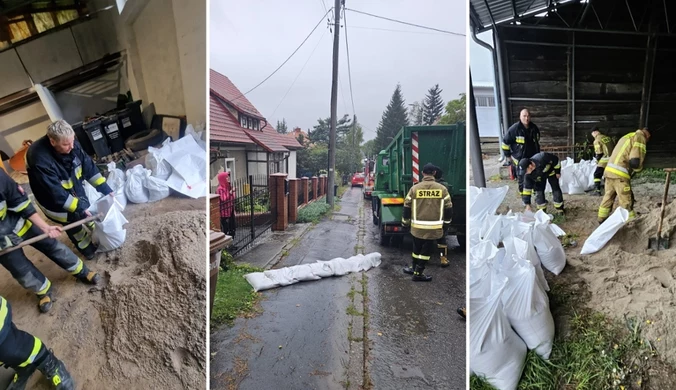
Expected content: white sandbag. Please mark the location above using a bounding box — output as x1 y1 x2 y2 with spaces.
145 176 170 202
124 165 150 204
113 186 127 210
145 143 173 180
244 273 279 292
502 261 555 359
480 215 503 246
92 195 128 252
243 253 382 291
287 264 322 282
533 211 567 275
308 261 335 278
470 186 509 223
504 236 549 292
581 207 629 255
470 277 527 390
106 162 126 191
83 181 102 205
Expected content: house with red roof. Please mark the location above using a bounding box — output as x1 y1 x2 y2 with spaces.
210 69 302 186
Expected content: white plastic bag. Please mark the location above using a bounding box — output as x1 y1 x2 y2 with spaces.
106 162 126 191
145 142 173 180
92 195 128 251
145 176 170 202
532 211 567 275
124 165 150 204
502 260 555 359
83 181 102 206
581 207 629 255
470 186 509 223
470 277 527 390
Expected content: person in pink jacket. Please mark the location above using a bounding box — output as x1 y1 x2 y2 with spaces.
217 172 236 239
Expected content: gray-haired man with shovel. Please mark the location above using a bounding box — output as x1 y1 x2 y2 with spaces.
0 169 100 313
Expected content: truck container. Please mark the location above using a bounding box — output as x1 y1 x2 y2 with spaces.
370 123 466 248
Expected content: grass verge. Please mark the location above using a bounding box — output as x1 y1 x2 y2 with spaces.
297 201 332 223
211 262 263 328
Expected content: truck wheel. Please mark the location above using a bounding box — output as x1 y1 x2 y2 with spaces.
456 235 466 250
378 225 389 246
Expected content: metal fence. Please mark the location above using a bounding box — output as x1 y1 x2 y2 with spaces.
219 174 275 256
308 187 314 202
298 187 304 206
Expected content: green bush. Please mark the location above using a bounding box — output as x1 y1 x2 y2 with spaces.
297 201 332 223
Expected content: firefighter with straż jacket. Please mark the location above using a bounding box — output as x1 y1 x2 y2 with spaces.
26 120 114 260
591 126 616 196
502 109 541 197
1 295 75 389
597 128 650 224
401 163 453 282
0 169 100 313
518 152 565 214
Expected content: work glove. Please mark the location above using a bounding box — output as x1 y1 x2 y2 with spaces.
401 219 410 227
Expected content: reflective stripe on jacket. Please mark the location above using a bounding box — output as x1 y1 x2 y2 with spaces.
0 170 36 247
604 130 648 180
593 133 615 168
522 152 560 205
26 136 112 222
403 177 452 240
501 121 541 161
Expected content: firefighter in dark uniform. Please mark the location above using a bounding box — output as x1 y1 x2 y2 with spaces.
590 126 616 196
518 152 565 214
401 164 453 282
0 169 100 313
502 109 541 197
26 120 114 260
433 167 450 267
0 295 75 389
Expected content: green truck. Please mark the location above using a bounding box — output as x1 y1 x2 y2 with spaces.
370 123 466 248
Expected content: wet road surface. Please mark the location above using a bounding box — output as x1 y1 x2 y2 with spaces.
210 187 466 389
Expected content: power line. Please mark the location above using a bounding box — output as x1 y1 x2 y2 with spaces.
230 7 334 102
349 25 449 35
345 8 465 37
343 7 356 116
270 29 328 118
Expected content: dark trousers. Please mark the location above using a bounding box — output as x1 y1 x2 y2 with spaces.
63 222 96 258
0 299 48 368
534 175 564 210
412 236 436 274
220 216 236 238
0 225 82 296
593 166 605 190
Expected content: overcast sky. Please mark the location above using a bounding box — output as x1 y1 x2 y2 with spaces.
210 0 466 141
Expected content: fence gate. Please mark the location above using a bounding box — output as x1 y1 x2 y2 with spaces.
220 174 276 256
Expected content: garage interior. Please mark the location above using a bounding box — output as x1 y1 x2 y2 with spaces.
470 0 676 168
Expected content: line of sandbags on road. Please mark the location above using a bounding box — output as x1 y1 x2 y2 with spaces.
545 157 597 195
469 186 567 390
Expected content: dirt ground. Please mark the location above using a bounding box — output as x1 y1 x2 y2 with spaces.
0 196 206 390
480 155 676 372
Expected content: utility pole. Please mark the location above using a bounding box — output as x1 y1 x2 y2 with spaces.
327 0 342 206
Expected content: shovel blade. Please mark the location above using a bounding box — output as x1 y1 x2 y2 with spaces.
649 237 670 250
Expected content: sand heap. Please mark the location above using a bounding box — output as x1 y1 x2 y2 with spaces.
568 200 676 363
98 210 206 389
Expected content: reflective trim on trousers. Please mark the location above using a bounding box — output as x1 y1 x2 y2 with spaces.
18 337 43 368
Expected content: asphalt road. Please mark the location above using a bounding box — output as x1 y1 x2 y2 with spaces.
210 187 466 389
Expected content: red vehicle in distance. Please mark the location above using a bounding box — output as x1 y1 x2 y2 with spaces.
351 172 365 187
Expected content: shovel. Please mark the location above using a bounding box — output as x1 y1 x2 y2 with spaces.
0 214 102 256
649 169 674 250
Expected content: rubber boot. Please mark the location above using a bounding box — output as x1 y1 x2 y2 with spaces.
37 350 75 390
37 290 53 314
412 262 432 282
591 183 602 196
439 245 449 268
75 268 100 285
6 365 37 390
403 258 417 275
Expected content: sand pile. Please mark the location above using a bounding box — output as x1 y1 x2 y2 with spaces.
98 210 206 389
568 200 676 363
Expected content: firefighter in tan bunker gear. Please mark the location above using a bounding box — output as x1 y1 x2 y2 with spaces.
590 126 616 196
597 128 650 224
401 163 453 282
